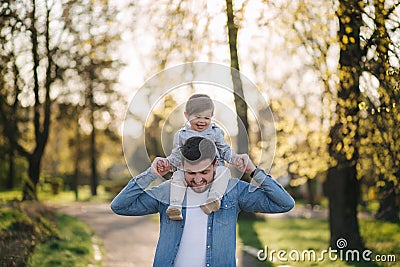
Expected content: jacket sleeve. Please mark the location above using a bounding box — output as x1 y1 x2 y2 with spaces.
110 168 160 216
213 126 236 163
238 169 295 213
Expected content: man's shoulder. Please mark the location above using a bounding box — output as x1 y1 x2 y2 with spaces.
144 179 171 205
224 178 247 196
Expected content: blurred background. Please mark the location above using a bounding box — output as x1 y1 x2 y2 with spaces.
0 0 399 266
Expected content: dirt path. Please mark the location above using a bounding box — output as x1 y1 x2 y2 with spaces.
57 202 261 267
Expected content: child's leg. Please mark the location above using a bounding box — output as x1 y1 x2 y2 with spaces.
166 170 186 220
200 165 231 215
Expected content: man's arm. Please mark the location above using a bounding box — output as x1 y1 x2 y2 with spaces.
236 154 295 213
110 158 169 216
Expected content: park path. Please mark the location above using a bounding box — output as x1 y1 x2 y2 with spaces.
57 202 261 267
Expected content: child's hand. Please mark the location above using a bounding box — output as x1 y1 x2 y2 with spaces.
157 158 170 173
152 157 170 176
232 154 252 173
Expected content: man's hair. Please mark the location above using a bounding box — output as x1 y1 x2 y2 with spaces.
180 136 217 165
185 94 214 116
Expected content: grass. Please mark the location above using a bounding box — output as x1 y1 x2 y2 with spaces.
237 216 399 267
0 202 58 266
0 185 112 204
0 202 101 267
29 213 100 267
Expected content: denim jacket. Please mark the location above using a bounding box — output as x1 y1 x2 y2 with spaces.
110 168 295 267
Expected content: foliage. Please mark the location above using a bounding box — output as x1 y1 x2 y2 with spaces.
356 0 400 220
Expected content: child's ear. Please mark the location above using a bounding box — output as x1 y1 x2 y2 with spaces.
184 112 189 120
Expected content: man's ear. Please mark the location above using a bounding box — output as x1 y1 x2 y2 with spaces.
214 159 219 167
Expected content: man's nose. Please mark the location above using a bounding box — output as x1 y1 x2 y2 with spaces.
194 174 203 182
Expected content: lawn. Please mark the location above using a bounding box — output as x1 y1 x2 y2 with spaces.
0 185 112 204
0 202 101 267
29 213 101 267
237 216 399 267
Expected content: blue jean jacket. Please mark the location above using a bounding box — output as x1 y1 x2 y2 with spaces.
110 168 294 267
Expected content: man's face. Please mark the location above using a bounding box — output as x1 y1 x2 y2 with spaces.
183 159 217 193
185 109 213 132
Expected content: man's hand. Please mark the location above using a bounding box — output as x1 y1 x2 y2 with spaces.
232 154 256 175
151 157 171 176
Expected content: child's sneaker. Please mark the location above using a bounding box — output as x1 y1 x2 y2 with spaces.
166 206 183 221
200 197 221 215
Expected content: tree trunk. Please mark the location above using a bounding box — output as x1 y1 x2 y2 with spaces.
6 148 15 189
22 0 53 201
306 178 316 209
326 0 364 251
73 112 81 201
225 0 249 155
23 155 41 201
88 76 98 196
376 180 399 222
326 166 363 249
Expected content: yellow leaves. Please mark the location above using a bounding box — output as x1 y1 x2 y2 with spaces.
290 177 308 187
342 35 349 44
345 147 354 160
376 180 386 187
335 142 343 152
345 26 353 34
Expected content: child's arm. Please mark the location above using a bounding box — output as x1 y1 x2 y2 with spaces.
213 126 236 164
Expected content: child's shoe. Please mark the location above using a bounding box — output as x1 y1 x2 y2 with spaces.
200 197 221 215
166 206 183 220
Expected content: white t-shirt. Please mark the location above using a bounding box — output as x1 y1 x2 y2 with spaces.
174 188 209 267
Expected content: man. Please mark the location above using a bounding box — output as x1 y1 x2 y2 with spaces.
111 136 294 267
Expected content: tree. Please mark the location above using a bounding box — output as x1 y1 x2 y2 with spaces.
0 0 63 200
0 0 124 199
358 0 400 221
225 0 250 156
326 0 364 250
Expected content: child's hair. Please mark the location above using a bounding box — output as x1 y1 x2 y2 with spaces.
180 136 217 165
185 94 214 116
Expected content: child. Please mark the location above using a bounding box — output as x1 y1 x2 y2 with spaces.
157 94 241 220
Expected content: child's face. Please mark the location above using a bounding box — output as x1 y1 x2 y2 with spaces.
185 109 213 132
